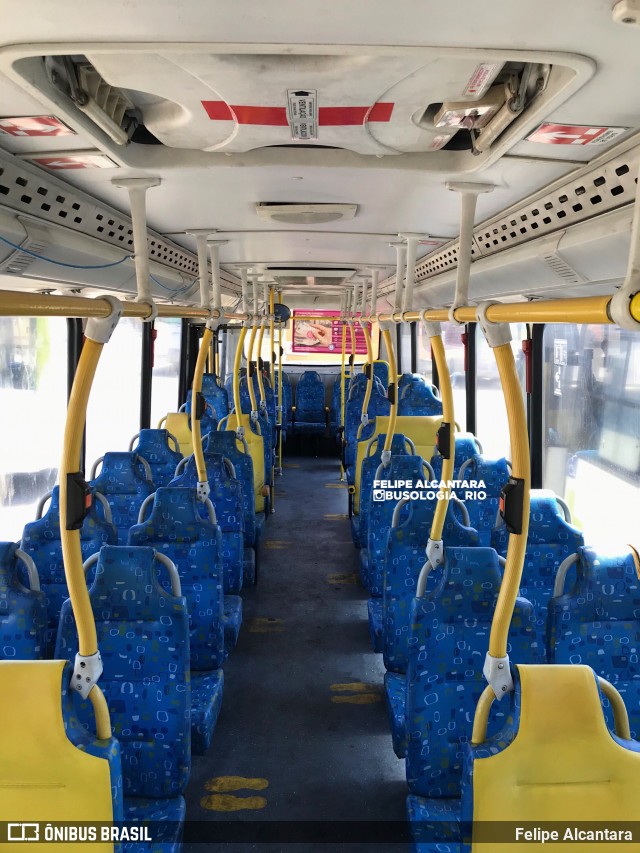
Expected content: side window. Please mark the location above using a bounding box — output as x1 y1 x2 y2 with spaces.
150 318 181 426
475 323 527 459
85 317 142 470
415 323 433 382
543 323 640 550
0 317 67 539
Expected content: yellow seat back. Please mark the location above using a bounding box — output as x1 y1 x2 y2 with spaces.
223 413 266 513
0 660 116 850
160 413 192 457
472 664 640 851
354 415 442 514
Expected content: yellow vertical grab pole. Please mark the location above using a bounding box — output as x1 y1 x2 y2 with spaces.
427 331 456 545
380 327 398 453
191 325 214 500
476 305 530 707
339 319 347 481
269 287 275 389
277 291 284 474
60 297 124 739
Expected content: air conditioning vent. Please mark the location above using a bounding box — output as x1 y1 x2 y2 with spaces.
256 203 357 224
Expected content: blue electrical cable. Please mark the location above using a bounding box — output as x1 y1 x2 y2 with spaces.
150 274 197 295
0 233 132 269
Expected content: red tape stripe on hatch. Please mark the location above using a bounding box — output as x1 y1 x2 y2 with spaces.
202 101 394 125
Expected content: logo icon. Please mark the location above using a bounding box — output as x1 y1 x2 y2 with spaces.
372 489 385 502
8 824 39 842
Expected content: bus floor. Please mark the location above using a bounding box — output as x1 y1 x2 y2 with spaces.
184 454 408 852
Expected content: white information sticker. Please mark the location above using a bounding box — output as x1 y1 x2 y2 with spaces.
286 90 318 140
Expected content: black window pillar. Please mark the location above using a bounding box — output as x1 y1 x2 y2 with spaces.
67 318 85 472
140 321 154 429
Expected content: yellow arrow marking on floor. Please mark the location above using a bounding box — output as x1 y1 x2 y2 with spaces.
329 681 383 704
326 572 359 585
200 776 269 811
324 513 348 520
204 776 269 793
200 793 267 811
248 617 285 633
264 540 291 550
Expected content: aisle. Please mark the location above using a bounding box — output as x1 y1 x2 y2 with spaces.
184 455 408 851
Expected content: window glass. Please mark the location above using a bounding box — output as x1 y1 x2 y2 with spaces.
475 323 527 459
543 323 640 551
85 317 142 471
415 322 433 383
150 318 181 426
398 324 412 374
442 324 467 432
0 318 67 539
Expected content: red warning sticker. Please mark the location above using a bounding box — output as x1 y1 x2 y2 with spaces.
462 62 502 98
526 123 627 146
0 115 75 137
27 153 117 170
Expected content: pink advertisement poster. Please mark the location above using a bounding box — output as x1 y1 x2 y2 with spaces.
292 310 368 354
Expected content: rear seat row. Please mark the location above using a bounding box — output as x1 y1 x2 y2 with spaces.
343 371 637 852
0 385 273 851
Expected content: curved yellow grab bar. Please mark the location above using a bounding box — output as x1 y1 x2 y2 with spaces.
234 326 248 418
60 337 111 739
256 321 267 407
488 342 531 660
191 326 213 489
429 334 455 542
360 320 374 416
269 289 275 388
381 328 398 453
246 323 258 414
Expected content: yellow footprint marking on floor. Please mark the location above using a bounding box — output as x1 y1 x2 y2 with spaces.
283 463 300 469
326 572 358 585
324 513 348 520
248 617 285 633
330 681 383 704
264 540 291 550
325 482 347 489
200 793 268 811
200 776 269 811
204 776 269 793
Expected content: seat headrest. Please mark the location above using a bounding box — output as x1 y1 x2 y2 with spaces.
432 547 503 620
300 370 322 383
0 541 19 571
143 486 209 530
136 429 180 455
433 434 479 467
564 546 640 620
372 360 389 387
201 374 226 395
348 373 385 401
92 452 153 493
90 545 174 613
398 380 442 415
526 491 583 544
369 433 410 456
205 430 238 455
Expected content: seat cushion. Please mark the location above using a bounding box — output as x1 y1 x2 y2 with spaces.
384 670 407 758
359 548 370 587
190 670 224 756
243 547 256 587
223 595 243 652
406 794 464 853
124 794 185 852
367 598 384 653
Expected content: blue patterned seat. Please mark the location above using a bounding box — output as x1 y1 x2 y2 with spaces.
404 547 534 847
184 390 218 438
130 429 183 488
0 542 47 660
89 452 156 545
128 487 226 754
398 377 443 417
201 373 230 421
548 546 640 737
343 375 389 482
351 433 411 549
224 382 274 488
430 434 480 481
383 499 480 675
169 453 244 647
492 490 584 662
205 430 264 556
371 360 389 389
21 486 117 655
456 454 510 546
274 370 293 436
56 546 189 843
360 454 431 598
293 370 328 435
